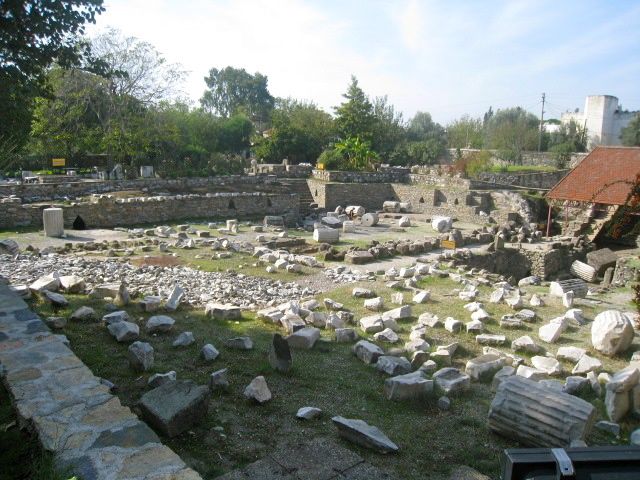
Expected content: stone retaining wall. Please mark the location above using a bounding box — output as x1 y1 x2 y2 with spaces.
0 192 299 229
311 169 410 183
472 170 569 190
0 283 201 479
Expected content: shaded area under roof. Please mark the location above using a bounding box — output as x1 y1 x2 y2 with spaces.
546 146 640 205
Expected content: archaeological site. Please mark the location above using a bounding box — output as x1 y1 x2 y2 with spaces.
2 144 640 480
2 2 640 478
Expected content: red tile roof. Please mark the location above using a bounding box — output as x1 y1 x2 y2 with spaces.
546 146 640 205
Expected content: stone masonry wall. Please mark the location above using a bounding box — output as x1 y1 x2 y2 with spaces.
311 169 410 183
0 283 202 479
0 192 299 229
472 170 569 190
0 175 288 203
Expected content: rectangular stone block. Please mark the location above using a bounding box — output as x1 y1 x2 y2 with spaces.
313 228 339 244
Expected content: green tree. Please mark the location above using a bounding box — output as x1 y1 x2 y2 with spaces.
393 111 447 165
0 0 105 153
253 99 334 163
334 76 375 143
446 115 484 149
485 107 539 163
370 96 405 158
200 66 274 126
621 114 640 146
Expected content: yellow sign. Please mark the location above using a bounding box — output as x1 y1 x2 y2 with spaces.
441 239 457 250
316 163 325 170
52 158 66 167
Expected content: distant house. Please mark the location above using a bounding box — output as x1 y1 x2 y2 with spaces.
546 146 640 243
561 95 638 149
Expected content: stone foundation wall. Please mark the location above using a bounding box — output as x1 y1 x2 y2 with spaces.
311 169 410 183
466 245 586 280
472 170 569 190
0 175 288 203
0 192 299 229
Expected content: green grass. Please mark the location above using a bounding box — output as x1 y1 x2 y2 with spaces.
23 270 640 480
0 384 75 480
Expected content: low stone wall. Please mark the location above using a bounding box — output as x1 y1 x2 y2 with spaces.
0 175 285 203
472 170 569 190
0 192 299 229
466 245 586 280
252 164 312 178
0 283 201 479
447 148 589 168
311 169 410 183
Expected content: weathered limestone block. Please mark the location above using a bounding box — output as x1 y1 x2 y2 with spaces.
549 279 588 298
313 228 340 244
345 205 365 217
586 248 618 276
487 376 596 447
43 207 64 237
331 416 399 453
591 310 634 356
139 380 210 437
384 372 433 401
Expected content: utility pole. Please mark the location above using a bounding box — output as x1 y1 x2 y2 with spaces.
537 92 546 152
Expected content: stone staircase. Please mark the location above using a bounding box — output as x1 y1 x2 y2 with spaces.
280 179 315 216
566 206 616 241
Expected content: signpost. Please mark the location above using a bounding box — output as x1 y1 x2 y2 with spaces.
52 158 66 167
441 239 457 250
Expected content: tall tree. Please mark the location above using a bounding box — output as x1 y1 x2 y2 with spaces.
621 114 640 147
485 107 539 163
200 66 274 126
0 0 104 153
371 96 405 158
334 75 375 143
447 115 484 149
253 98 334 163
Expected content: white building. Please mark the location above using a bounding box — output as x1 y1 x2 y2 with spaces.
561 95 638 149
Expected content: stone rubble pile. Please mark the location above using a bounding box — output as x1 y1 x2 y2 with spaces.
0 254 314 308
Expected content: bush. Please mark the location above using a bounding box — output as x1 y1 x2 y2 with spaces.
317 148 344 170
451 150 493 178
549 142 574 169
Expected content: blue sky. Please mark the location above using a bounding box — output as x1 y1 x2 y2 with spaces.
87 0 640 124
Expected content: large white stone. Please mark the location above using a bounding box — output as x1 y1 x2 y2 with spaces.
431 216 452 233
531 356 563 376
313 228 340 243
43 207 64 237
591 310 634 356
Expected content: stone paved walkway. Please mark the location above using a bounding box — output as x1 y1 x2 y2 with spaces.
216 437 392 480
0 281 201 480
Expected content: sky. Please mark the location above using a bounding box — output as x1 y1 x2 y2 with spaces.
86 0 640 124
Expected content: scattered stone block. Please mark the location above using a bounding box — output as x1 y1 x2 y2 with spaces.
384 372 433 401
128 341 154 371
550 279 588 298
374 328 399 343
146 315 175 333
331 416 399 453
586 248 618 276
465 354 505 382
225 336 253 350
165 285 185 311
205 303 241 320
353 340 384 364
376 356 411 376
516 365 548 381
364 297 384 312
570 260 597 282
433 368 470 395
70 306 96 321
361 213 379 227
172 331 195 347
360 314 384 333
313 228 340 243
139 380 210 437
538 322 565 344
296 407 322 420
148 371 176 388
209 368 229 392
201 344 220 362
287 327 320 349
345 251 374 264
43 207 64 237
476 334 506 346
140 295 162 312
41 290 68 308
335 328 358 343
107 321 139 342
591 310 634 356
412 290 430 304
269 333 292 372
59 275 86 293
531 356 563 376
445 317 463 333
244 376 271 404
